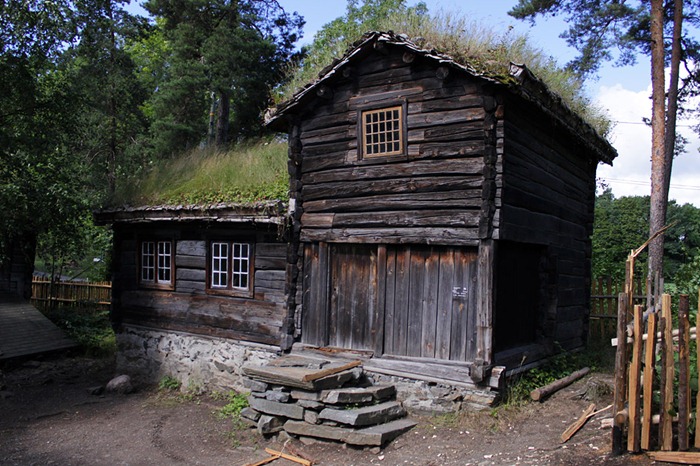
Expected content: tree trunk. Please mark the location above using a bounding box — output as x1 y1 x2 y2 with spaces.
647 0 667 286
215 91 230 148
208 92 218 147
662 0 684 202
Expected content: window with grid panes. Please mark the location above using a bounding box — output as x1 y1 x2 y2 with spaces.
209 241 252 294
361 105 404 157
140 240 173 287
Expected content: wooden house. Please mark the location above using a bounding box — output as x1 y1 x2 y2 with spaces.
94 202 294 386
265 31 617 387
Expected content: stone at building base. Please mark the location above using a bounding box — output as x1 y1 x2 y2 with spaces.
284 418 417 446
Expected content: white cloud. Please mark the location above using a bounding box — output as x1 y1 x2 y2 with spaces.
595 82 700 207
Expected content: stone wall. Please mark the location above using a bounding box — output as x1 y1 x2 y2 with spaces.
116 325 278 392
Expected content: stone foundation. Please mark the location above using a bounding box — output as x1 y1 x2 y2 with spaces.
368 372 499 412
116 325 278 392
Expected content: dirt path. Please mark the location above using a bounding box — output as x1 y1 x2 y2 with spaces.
0 355 654 465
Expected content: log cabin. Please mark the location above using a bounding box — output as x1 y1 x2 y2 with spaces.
97 31 616 405
265 31 617 390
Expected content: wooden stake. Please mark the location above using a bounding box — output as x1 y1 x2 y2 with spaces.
695 289 700 449
660 294 674 451
561 404 611 443
612 292 629 456
627 305 644 452
530 367 590 401
301 360 361 382
679 295 690 450
641 312 658 450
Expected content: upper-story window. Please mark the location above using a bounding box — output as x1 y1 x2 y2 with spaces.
361 105 404 158
209 241 253 296
140 240 173 288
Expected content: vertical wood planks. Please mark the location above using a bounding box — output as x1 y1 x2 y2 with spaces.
421 249 439 358
407 248 427 357
627 304 643 453
678 295 690 451
383 248 397 355
373 245 387 355
435 249 455 360
612 292 629 456
660 294 674 451
641 312 657 450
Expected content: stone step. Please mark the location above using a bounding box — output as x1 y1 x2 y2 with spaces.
321 384 396 405
318 400 406 427
248 396 304 420
284 418 417 446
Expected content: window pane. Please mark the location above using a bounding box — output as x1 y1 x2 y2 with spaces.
232 242 250 290
141 241 155 282
157 241 171 283
211 242 228 288
362 106 403 157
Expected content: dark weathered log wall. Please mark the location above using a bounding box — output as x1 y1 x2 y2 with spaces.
498 96 598 352
296 49 489 246
111 223 287 346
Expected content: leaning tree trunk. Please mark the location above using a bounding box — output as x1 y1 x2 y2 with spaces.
647 0 668 287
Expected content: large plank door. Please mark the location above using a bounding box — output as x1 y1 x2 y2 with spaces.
301 243 383 352
384 246 478 361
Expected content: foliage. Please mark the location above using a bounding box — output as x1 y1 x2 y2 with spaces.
592 189 700 282
144 0 304 155
111 139 288 206
158 375 182 391
216 391 249 420
279 0 611 136
43 305 116 357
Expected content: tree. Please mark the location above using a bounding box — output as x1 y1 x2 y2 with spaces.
509 0 700 289
144 0 304 156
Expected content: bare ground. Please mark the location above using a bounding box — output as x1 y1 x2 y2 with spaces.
0 354 656 466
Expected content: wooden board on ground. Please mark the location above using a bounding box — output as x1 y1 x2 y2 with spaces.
243 356 362 390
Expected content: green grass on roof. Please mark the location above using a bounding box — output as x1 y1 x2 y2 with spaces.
112 139 288 207
278 9 611 137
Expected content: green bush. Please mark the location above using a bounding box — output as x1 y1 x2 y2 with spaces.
158 375 182 391
43 305 115 357
217 391 249 419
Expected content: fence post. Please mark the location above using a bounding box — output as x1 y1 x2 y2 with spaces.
678 295 690 451
659 294 674 451
613 292 629 455
627 304 644 453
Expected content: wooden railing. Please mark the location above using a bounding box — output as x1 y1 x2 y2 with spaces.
589 276 646 343
31 275 111 311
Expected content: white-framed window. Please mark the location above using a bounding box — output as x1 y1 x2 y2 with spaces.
209 241 252 294
140 240 173 287
361 105 404 158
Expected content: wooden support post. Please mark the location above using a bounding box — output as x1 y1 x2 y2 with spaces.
627 305 644 452
641 312 658 450
612 292 629 456
695 289 700 449
660 294 674 451
679 294 690 451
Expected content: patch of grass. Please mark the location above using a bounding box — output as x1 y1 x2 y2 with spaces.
112 138 288 207
43 305 116 357
216 391 249 420
158 375 182 392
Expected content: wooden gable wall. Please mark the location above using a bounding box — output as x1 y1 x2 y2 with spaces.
292 47 497 246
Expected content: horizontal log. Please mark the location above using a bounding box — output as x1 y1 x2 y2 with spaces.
611 326 697 346
407 95 483 113
176 240 206 257
301 210 480 229
302 176 482 201
302 190 482 213
530 367 590 401
407 108 485 128
301 227 479 246
176 268 205 282
255 256 286 271
175 255 206 269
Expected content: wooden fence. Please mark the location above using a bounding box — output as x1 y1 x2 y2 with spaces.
31 275 111 311
589 276 646 344
614 291 700 462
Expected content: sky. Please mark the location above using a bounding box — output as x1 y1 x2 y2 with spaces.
128 0 700 207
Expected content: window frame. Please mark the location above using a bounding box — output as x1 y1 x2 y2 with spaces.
206 239 254 298
357 101 408 162
138 239 175 290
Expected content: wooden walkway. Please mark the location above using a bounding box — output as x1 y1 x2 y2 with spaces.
0 292 76 360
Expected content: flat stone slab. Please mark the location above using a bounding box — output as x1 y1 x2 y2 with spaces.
243 362 360 390
322 385 396 405
319 400 406 427
284 418 417 446
248 397 304 420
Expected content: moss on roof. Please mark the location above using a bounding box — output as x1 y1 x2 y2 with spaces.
110 139 288 208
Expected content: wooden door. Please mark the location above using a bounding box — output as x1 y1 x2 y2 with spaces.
383 246 478 361
301 242 478 361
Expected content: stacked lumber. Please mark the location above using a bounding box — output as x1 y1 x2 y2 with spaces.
241 354 416 446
